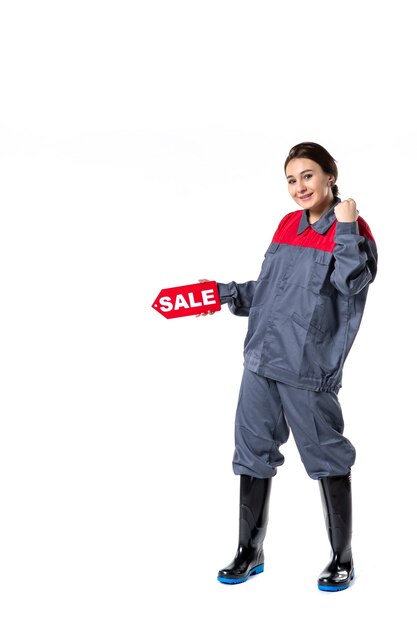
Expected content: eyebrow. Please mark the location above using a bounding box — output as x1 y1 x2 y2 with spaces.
286 169 314 179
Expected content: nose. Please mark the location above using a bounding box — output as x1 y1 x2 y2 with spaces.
296 178 307 194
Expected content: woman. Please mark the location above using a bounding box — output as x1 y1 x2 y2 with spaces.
202 142 377 591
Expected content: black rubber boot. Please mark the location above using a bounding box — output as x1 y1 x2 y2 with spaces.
317 472 354 591
217 475 272 584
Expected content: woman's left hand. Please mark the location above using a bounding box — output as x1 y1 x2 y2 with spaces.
334 198 359 223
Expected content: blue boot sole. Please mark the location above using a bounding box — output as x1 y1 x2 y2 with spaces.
217 564 264 584
318 569 355 592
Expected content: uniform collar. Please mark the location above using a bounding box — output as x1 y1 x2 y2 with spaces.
297 198 341 235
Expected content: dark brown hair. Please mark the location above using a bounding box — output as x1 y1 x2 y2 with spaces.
284 142 340 198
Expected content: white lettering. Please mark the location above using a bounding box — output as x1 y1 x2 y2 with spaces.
175 294 190 309
159 296 173 312
202 289 216 306
188 292 203 307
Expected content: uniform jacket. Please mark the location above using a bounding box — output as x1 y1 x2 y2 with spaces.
217 200 378 392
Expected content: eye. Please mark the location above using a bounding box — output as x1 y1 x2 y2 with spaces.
288 179 295 184
303 173 312 180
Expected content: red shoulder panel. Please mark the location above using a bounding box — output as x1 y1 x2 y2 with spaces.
271 211 376 252
272 211 336 253
357 216 376 243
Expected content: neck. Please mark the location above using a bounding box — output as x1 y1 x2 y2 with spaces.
308 198 335 224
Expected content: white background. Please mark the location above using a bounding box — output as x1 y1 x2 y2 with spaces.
0 1 415 624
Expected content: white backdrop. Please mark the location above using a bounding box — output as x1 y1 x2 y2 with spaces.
1 1 415 624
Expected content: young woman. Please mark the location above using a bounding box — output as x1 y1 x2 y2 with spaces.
202 142 377 591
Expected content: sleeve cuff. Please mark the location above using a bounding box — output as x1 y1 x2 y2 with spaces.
336 221 359 236
216 282 233 304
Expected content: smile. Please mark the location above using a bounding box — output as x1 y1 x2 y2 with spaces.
299 193 313 200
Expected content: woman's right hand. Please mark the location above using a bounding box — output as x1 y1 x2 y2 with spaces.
334 198 359 223
196 279 216 316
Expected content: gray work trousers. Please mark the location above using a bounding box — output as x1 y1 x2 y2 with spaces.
233 368 356 480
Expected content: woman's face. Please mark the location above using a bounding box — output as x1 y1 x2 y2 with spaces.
285 158 334 214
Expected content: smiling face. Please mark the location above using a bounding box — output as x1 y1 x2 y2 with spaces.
285 158 335 217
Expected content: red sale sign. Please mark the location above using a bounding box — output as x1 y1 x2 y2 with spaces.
152 281 221 319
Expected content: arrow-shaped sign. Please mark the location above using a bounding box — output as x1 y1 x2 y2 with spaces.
152 281 221 319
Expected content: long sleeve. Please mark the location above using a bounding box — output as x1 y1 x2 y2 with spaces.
216 281 258 317
330 219 378 297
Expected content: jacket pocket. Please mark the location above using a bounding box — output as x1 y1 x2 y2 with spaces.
283 247 332 294
291 311 325 337
265 242 280 255
309 252 333 294
292 311 342 379
243 305 262 351
258 243 280 281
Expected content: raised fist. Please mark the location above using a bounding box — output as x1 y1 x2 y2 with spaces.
334 198 359 223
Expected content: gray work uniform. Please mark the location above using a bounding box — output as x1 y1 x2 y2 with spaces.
217 201 377 479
